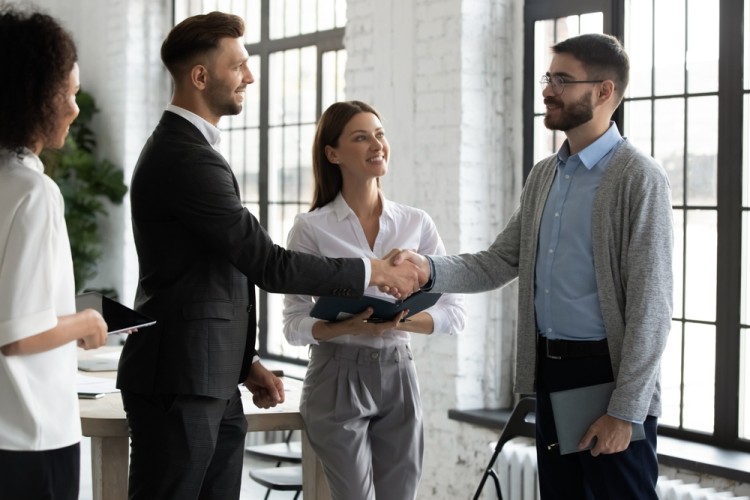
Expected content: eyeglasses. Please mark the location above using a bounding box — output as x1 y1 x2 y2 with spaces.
540 74 604 96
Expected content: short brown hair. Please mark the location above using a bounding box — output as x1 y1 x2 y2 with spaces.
0 6 77 151
311 101 382 210
161 11 244 78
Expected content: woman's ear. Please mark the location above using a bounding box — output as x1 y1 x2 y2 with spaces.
324 145 339 165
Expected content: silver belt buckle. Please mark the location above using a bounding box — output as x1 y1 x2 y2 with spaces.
546 337 562 360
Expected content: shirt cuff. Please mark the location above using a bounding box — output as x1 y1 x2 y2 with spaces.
361 257 371 291
252 355 260 364
420 256 436 292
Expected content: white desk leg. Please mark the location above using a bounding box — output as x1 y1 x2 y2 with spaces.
301 432 331 500
90 436 128 500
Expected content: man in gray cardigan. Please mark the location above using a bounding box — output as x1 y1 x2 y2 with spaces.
398 33 672 499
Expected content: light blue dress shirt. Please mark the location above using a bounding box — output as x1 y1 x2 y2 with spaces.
535 122 624 341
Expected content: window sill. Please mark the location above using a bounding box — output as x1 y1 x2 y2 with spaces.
448 408 750 485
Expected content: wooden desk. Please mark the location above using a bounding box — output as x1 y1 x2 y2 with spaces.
78 355 330 500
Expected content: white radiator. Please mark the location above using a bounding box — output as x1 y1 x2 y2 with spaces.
656 477 749 500
491 439 746 500
495 437 540 500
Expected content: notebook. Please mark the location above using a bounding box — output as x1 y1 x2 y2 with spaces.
75 291 156 335
549 381 646 455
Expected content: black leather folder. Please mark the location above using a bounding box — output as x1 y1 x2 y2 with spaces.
310 291 441 322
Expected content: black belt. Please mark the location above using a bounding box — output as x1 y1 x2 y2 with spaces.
538 336 609 359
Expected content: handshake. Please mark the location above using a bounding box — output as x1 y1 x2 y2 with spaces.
369 250 432 299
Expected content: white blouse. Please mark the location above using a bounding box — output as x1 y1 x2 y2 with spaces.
283 192 465 348
0 148 80 451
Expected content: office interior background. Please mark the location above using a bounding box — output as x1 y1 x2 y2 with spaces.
6 0 750 497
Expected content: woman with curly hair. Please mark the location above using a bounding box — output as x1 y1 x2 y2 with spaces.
0 6 108 499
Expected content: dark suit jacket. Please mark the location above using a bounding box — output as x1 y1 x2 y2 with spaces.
117 111 364 399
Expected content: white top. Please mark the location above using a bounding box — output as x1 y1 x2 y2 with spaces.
283 193 465 347
0 148 81 451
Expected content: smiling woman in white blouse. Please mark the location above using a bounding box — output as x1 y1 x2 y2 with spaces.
283 100 466 500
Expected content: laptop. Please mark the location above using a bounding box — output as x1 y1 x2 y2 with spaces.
75 291 156 335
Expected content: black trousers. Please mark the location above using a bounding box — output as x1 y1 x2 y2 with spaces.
121 388 247 500
535 342 659 500
0 442 80 500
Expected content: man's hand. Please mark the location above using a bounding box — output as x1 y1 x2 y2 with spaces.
369 257 421 299
243 362 285 409
580 414 633 456
390 250 431 287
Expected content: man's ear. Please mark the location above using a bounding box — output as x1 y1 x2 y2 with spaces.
597 80 616 105
190 64 209 91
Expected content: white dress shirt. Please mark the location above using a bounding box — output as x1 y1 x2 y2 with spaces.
283 192 465 348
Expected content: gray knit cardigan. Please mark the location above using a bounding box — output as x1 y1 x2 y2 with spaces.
431 139 673 422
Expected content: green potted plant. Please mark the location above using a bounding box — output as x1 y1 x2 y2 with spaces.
42 90 128 293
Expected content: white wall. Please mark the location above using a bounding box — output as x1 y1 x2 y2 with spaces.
8 0 172 305
346 0 523 497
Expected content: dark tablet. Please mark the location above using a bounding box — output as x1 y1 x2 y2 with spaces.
75 292 156 335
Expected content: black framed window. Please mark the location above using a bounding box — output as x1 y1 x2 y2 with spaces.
525 0 748 452
174 0 347 364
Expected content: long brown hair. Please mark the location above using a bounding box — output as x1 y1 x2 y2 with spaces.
310 100 381 211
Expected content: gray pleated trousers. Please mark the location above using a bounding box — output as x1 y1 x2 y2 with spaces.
300 342 424 500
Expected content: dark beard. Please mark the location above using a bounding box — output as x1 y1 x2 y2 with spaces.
543 90 594 131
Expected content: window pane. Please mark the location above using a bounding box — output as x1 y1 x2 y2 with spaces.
284 49 301 124
245 55 261 128
745 0 750 89
625 0 653 98
654 99 685 205
335 0 346 28
686 96 718 206
684 210 717 322
623 100 652 155
285 0 301 38
282 126 300 200
683 322 715 433
299 124 316 202
741 328 750 439
268 127 282 201
673 210 685 318
654 0 686 95
743 212 750 324
556 15 580 40
269 52 284 126
269 0 284 39
579 12 602 35
243 0 261 44
744 94 750 207
322 50 347 110
300 46 317 124
318 0 335 31
660 320 684 428
534 20 555 116
686 0 718 93
300 0 316 35
240 129 260 202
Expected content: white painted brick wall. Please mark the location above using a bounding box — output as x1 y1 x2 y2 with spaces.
346 0 522 497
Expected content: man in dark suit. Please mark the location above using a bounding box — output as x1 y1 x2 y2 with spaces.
116 11 422 500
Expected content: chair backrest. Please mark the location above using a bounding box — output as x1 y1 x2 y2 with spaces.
496 396 536 451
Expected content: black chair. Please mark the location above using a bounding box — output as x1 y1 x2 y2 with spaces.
246 430 303 500
472 396 536 500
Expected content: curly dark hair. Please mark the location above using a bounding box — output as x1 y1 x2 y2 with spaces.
0 6 78 151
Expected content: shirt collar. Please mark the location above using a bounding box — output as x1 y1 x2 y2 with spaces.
557 121 623 170
166 104 222 149
331 191 393 222
0 147 44 173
